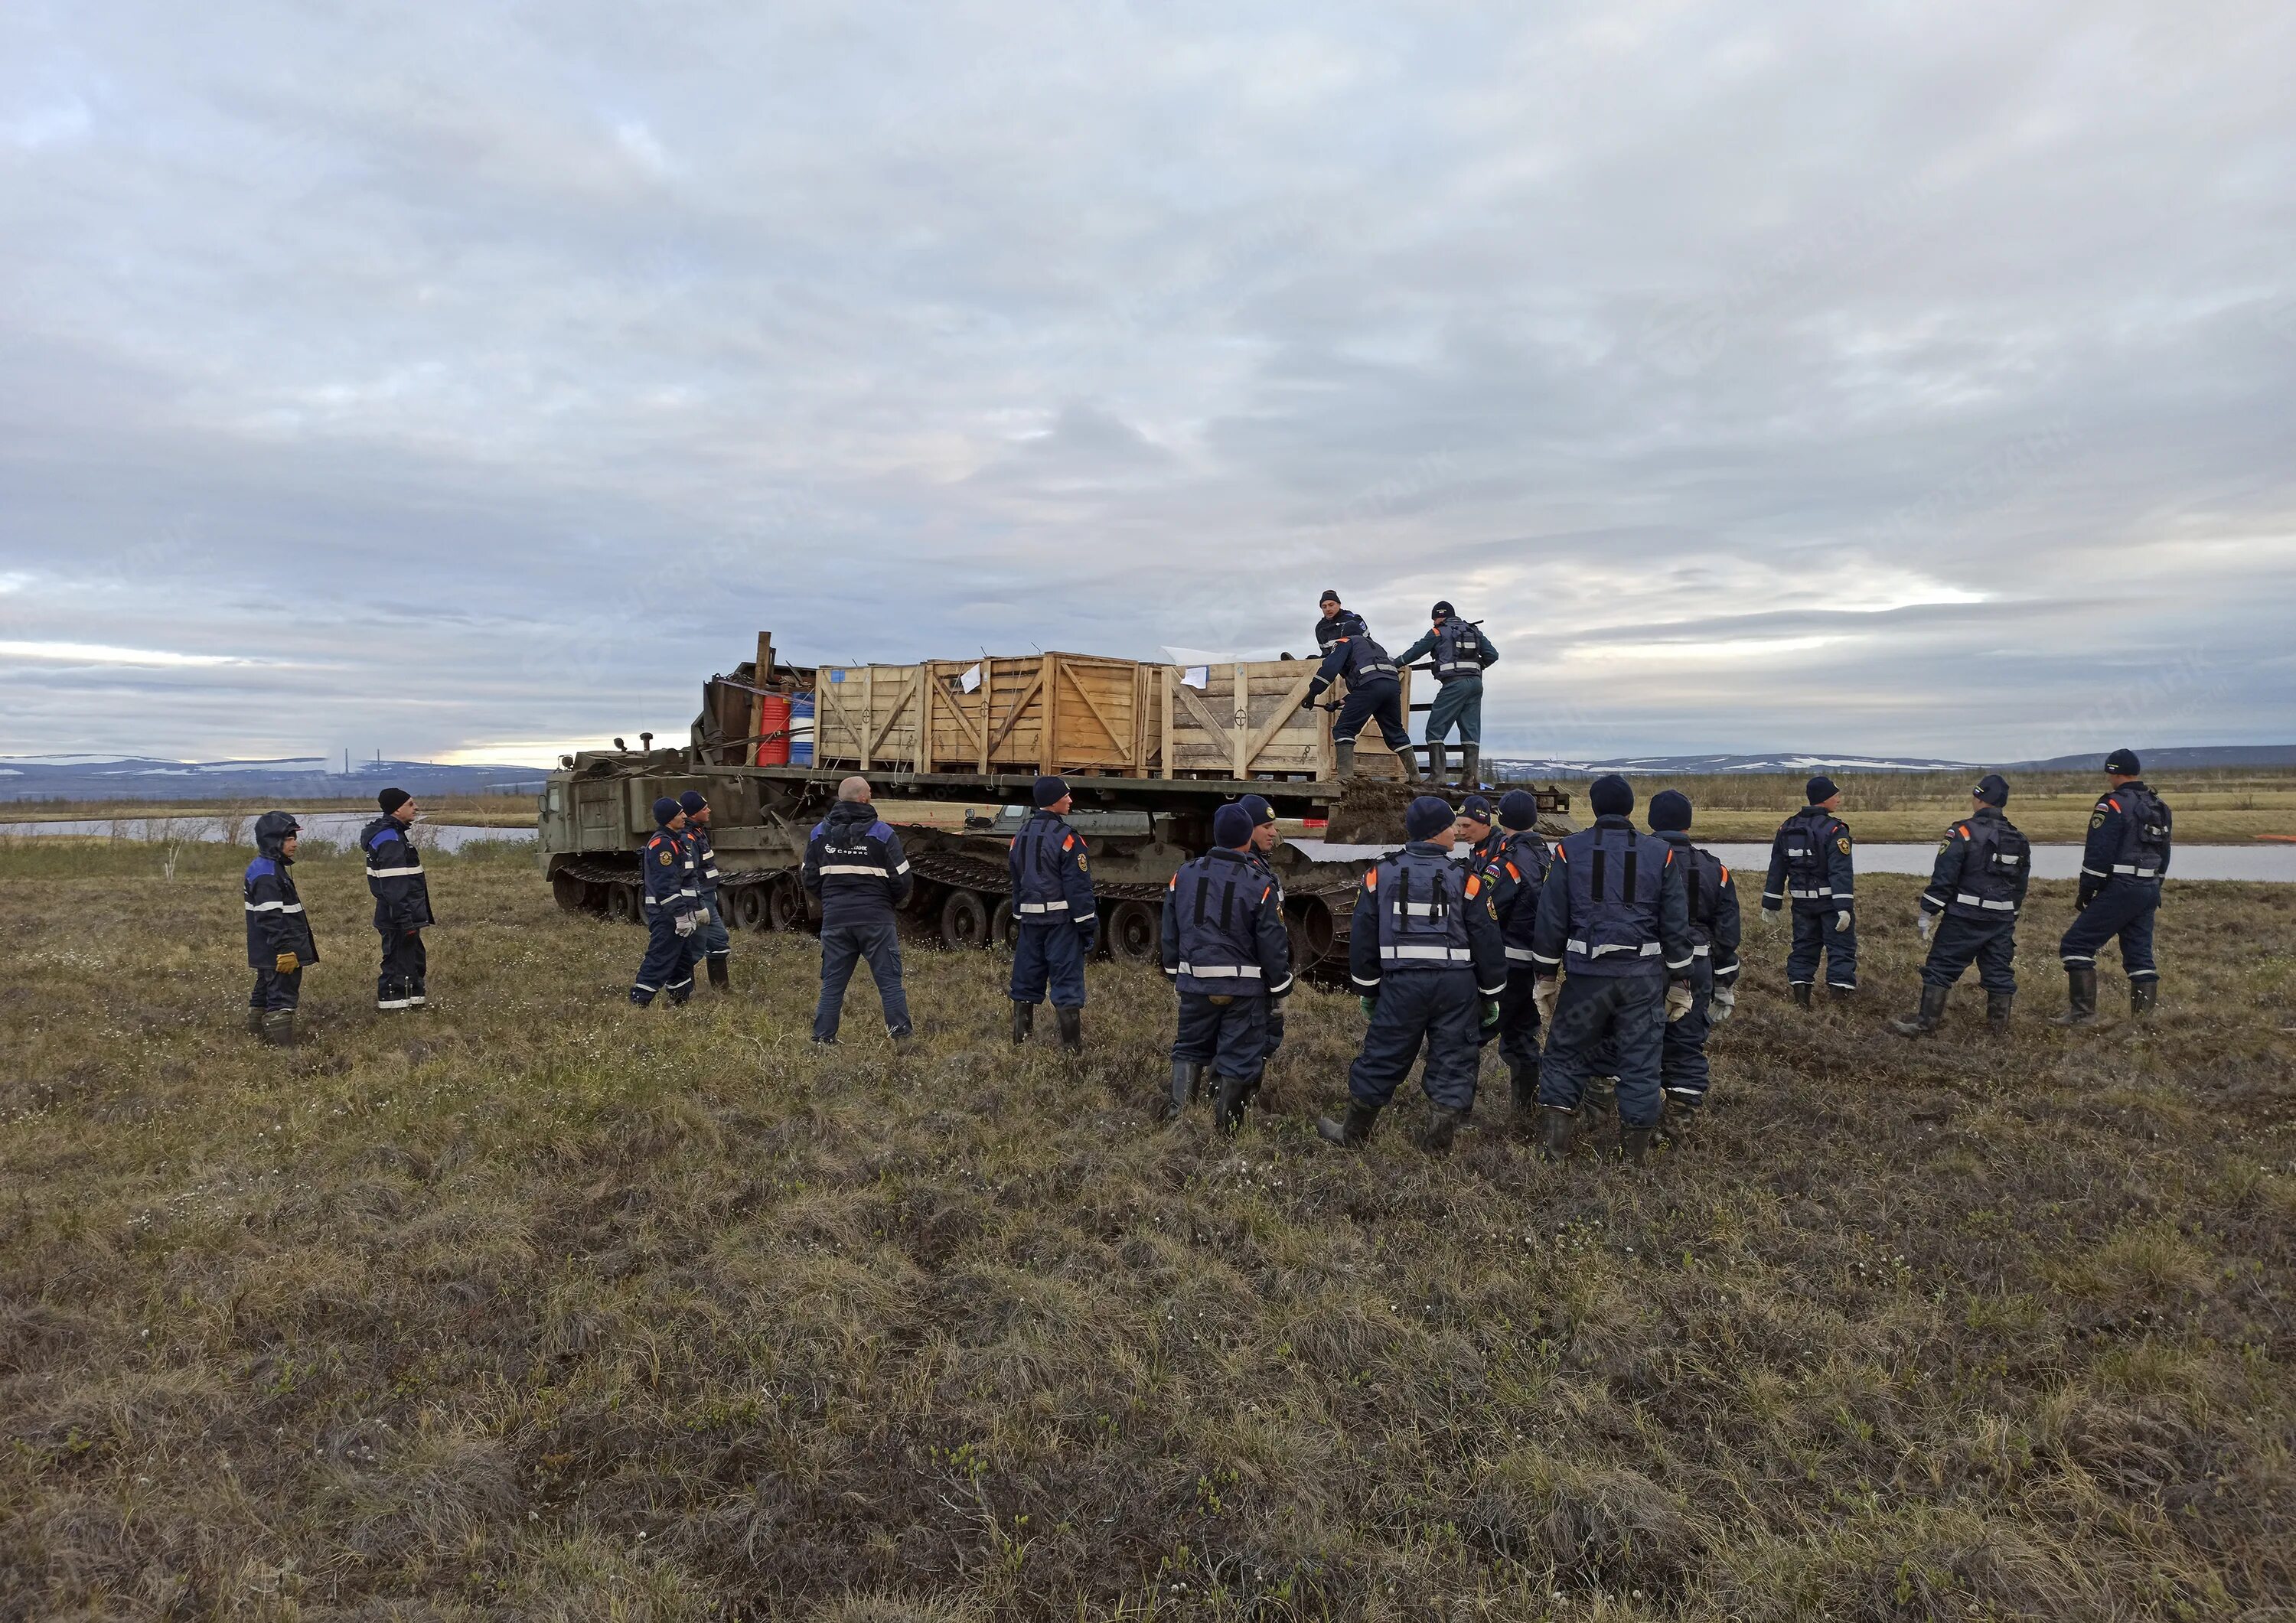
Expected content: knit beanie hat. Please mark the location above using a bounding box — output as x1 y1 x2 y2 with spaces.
652 797 681 826
1212 803 1254 849
1406 796 1455 840
1032 774 1069 809
1805 774 1841 804
679 790 707 813
378 787 411 815
1589 774 1634 818
1499 789 1540 831
1459 794 1493 828
1649 789 1693 832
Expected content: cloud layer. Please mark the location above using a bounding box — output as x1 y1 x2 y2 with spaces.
4 0 2292 765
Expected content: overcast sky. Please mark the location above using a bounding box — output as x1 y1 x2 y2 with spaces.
3 1 2291 766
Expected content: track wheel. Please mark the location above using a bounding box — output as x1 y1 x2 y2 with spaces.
990 897 1016 948
729 885 768 930
607 883 642 924
765 875 805 933
939 888 993 950
1106 899 1162 963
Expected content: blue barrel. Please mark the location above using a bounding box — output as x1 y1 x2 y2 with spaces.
788 693 816 767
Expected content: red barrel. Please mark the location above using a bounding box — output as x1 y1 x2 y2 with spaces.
754 693 792 765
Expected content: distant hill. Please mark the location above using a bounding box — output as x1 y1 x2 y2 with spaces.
0 757 548 803
1486 746 2296 779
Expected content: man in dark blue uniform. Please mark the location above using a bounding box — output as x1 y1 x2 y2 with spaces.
1530 774 1697 1164
243 810 318 1047
2056 748 2172 1026
1893 773 2030 1038
680 789 733 992
1476 788 1553 1127
1762 774 1857 1004
360 787 434 1012
1394 601 1499 787
1316 795 1507 1154
1238 794 1289 1069
1646 789 1740 1138
803 775 914 1042
631 797 703 1007
1009 774 1097 1051
1162 803 1294 1131
1303 603 1420 783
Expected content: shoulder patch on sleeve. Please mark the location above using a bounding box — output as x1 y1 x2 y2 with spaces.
1505 862 1519 882
1836 836 1851 854
1464 874 1481 898
1062 833 1075 850
1363 867 1378 890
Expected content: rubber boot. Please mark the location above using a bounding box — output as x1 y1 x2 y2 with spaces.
259 1009 297 1048
1213 1072 1252 1136
1507 1061 1539 1127
2050 966 2099 1028
707 955 730 992
1397 749 1422 784
1011 1001 1034 1044
1616 1122 1657 1166
1332 739 1357 781
246 1007 264 1037
1056 1007 1083 1054
1169 1059 1204 1117
1419 1104 1467 1155
1460 745 1481 790
2131 979 2157 1020
1828 983 1857 1003
1890 982 1949 1038
1314 1100 1380 1147
1987 991 2014 1035
1656 1088 1701 1147
1584 1074 1618 1122
1426 740 1448 788
1538 1105 1577 1162
1791 982 1813 1009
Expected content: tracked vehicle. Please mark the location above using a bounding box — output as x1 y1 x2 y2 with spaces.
536 635 1571 972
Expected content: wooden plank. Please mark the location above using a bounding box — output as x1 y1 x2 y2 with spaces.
978 660 993 774
1241 666 1319 768
1059 660 1131 766
1169 675 1229 744
748 632 773 768
868 670 918 764
1161 667 1175 780
985 666 1045 759
916 664 934 772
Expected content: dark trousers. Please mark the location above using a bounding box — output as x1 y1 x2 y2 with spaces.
377 928 427 1009
1662 962 1716 1102
1424 676 1483 745
1923 915 2017 992
1349 973 1482 1112
1787 905 1857 988
1487 963 1543 1087
631 917 699 1005
696 896 731 963
2060 882 2160 980
1538 974 1665 1127
814 921 910 1040
1011 921 1088 1009
1332 678 1413 752
249 964 303 1014
1174 991 1270 1083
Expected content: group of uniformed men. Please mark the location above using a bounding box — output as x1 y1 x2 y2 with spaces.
237 788 435 1045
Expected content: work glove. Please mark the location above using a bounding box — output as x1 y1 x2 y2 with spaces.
1832 908 1852 933
273 951 299 975
2077 884 2099 911
1078 922 1099 954
1482 999 1502 1029
1758 905 1778 929
1917 911 1936 942
673 913 698 937
1532 978 1558 1027
1665 980 1694 1023
1358 995 1378 1020
1710 986 1737 1022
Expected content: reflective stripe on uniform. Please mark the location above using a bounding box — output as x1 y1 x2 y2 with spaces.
1567 939 1662 958
1179 962 1261 979
2111 864 2157 877
1503 945 1538 961
1956 894 2018 911
1382 943 1470 962
366 865 424 878
818 863 890 878
244 901 305 913
1787 886 1832 898
1019 899 1069 913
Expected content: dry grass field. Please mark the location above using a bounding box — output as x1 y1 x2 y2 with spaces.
5 836 2295 1620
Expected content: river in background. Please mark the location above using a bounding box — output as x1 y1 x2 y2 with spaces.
0 813 527 852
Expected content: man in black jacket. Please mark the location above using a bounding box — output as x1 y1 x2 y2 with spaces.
2056 748 2173 1025
803 775 915 1043
243 810 318 1047
1894 773 2031 1037
360 788 435 1012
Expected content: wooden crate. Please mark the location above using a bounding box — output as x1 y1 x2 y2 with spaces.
1157 660 1412 781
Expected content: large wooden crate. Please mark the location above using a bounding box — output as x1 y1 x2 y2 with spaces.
811 653 1408 782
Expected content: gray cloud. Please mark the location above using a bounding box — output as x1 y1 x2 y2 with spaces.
2 0 2292 764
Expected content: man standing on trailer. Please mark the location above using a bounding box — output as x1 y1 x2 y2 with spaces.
1009 774 1097 1051
361 788 434 1012
1303 592 1420 783
1394 601 1499 787
680 790 733 992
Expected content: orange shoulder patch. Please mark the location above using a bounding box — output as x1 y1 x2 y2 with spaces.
1363 867 1378 890
1505 862 1520 882
1464 874 1482 898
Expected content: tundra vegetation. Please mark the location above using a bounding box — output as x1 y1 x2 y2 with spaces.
3 836 2292 1620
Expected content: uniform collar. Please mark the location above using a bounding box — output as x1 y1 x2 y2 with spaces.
1207 846 1251 864
1653 828 1694 845
1593 814 1639 832
1401 839 1448 856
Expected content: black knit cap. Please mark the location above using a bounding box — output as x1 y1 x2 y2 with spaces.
2104 748 2141 776
1405 795 1454 840
1239 794 1277 827
1032 774 1069 808
378 787 411 815
1805 774 1841 804
1212 803 1254 849
1431 600 1454 619
1459 794 1493 827
652 796 681 826
1589 774 1634 818
1499 789 1539 830
1972 773 2010 807
1649 789 1693 831
679 790 707 813
1319 588 1342 605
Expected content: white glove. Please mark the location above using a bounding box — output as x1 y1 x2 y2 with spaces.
673 913 697 937
1833 908 1852 933
1917 911 1936 942
1665 982 1694 1023
1710 986 1736 1022
1532 978 1559 1027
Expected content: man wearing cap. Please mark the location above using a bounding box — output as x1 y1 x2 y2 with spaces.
1394 602 1499 787
1475 788 1554 1124
1645 789 1740 1136
1009 774 1097 1051
1162 803 1294 1131
243 810 318 1047
1893 773 2029 1038
1762 774 1858 1004
1238 794 1290 1067
1530 774 1697 1165
802 776 914 1042
1304 597 1420 783
680 790 733 992
631 797 703 1007
2056 748 2174 1026
1316 794 1508 1154
360 788 434 1012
